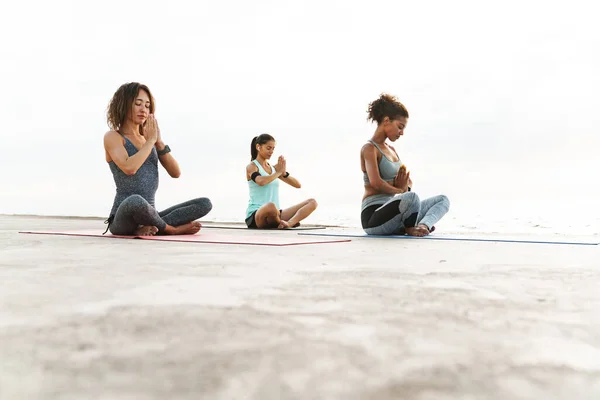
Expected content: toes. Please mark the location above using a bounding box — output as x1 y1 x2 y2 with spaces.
406 226 430 237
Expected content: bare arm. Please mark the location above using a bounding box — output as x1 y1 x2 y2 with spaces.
104 131 156 176
389 144 412 191
156 141 181 178
277 157 301 188
393 165 411 192
246 163 282 186
280 174 301 188
363 144 406 195
152 117 181 178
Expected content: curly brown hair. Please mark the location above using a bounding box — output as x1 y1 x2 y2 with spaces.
106 82 155 132
367 93 409 124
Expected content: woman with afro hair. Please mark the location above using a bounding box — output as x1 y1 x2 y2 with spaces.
360 93 449 236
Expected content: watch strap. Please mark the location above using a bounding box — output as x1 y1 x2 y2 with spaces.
157 145 171 156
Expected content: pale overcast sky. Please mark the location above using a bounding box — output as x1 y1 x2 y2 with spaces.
1 0 598 228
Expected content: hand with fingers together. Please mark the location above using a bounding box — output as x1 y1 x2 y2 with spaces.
274 155 287 176
142 114 159 145
393 164 411 193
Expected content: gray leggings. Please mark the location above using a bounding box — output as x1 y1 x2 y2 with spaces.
107 195 212 235
361 192 450 235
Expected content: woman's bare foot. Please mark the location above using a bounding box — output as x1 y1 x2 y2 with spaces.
406 224 431 237
134 225 158 236
278 220 291 229
165 221 202 235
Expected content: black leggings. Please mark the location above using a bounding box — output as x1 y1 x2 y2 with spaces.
107 195 212 235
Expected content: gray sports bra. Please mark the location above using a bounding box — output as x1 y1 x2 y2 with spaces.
363 140 401 185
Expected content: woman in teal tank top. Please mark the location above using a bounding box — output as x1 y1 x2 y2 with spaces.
245 134 318 229
360 94 450 236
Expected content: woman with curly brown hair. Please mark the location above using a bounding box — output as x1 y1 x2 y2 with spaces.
103 82 212 236
360 93 449 236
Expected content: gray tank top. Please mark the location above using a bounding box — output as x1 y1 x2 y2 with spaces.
107 135 159 217
363 140 401 185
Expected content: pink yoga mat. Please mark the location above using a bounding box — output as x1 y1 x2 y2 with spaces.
19 230 351 247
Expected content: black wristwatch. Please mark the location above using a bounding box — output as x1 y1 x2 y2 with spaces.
157 145 171 156
283 172 290 178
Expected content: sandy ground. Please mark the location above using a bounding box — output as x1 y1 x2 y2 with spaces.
1 215 599 400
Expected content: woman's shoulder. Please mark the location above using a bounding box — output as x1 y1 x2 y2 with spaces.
361 141 379 155
103 130 125 146
104 130 124 142
246 161 259 171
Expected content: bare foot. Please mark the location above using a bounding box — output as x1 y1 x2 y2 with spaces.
278 220 291 229
166 221 202 235
134 225 158 236
406 224 431 237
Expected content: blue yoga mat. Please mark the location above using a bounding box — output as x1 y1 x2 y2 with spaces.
297 231 598 246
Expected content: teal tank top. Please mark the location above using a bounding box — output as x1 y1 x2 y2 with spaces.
246 159 280 218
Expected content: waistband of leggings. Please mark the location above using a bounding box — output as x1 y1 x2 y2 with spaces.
361 194 393 212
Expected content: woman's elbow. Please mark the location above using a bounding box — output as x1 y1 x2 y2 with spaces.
170 171 181 178
372 180 386 190
123 166 137 176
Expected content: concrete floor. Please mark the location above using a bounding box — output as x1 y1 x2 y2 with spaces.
1 215 599 400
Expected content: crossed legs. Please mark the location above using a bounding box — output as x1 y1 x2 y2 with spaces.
253 198 318 229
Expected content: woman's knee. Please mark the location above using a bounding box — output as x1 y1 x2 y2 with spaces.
124 194 146 205
121 194 151 212
257 203 280 228
402 191 420 206
257 202 279 219
198 197 213 212
307 198 318 210
437 194 450 210
262 202 278 212
399 192 421 227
